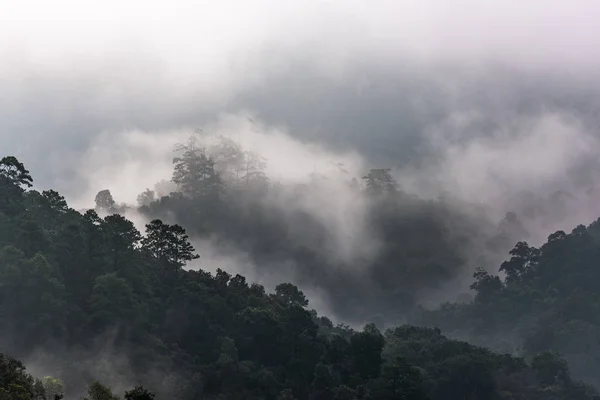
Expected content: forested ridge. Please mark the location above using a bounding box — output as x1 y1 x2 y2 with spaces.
418 219 600 389
1 141 600 399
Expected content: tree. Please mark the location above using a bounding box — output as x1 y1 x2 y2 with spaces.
83 209 103 226
124 386 155 400
311 363 334 399
173 135 223 198
104 214 142 251
470 267 503 303
210 135 246 185
499 241 540 283
374 357 428 400
89 272 139 329
350 323 385 381
21 190 70 238
42 377 64 400
95 190 116 213
362 169 398 196
241 150 269 188
84 381 119 400
103 214 143 281
41 190 69 213
432 355 496 400
275 283 309 307
0 249 66 345
33 379 48 400
216 336 239 366
0 156 33 189
0 157 32 216
141 219 199 267
0 353 38 400
136 189 155 207
3 150 600 400
14 214 47 255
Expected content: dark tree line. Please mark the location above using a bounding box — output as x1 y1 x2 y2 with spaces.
417 219 600 389
1 153 599 399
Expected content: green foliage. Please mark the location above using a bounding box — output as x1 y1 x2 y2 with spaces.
42 376 64 400
470 267 503 303
274 283 309 307
172 135 223 198
141 219 199 268
210 135 269 190
351 323 385 381
84 381 120 400
0 156 32 216
138 137 501 325
0 156 33 189
0 248 66 344
499 241 540 283
89 272 139 329
124 386 155 400
421 218 600 389
95 190 116 213
372 357 428 399
136 189 155 208
0 354 41 400
0 155 599 400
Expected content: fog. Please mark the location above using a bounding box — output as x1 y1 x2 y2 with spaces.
4 0 600 321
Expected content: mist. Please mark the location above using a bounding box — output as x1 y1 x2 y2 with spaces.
3 0 600 307
4 1 600 395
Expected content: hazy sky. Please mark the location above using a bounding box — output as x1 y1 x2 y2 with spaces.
2 0 600 218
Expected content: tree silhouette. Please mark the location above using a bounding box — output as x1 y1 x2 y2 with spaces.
94 190 116 213
141 219 199 267
362 168 398 195
173 135 223 198
0 156 33 189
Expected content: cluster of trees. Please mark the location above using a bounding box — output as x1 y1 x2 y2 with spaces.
418 218 600 389
0 352 153 400
131 134 514 324
2 152 599 398
0 352 58 400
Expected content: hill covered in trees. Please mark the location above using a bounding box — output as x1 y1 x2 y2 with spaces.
417 218 600 389
2 146 600 399
120 132 592 325
124 133 526 324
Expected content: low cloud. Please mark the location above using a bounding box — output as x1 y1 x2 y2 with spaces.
4 0 600 325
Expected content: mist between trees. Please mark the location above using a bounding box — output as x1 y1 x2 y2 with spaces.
3 129 600 399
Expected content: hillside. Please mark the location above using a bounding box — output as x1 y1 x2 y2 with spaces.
1 154 599 399
418 217 600 388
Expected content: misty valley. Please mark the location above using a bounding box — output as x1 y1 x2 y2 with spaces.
7 0 600 398
2 133 600 400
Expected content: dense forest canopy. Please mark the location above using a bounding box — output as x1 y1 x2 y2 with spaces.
417 219 600 389
2 150 600 399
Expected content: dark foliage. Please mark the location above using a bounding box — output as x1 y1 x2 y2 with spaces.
0 154 597 399
419 219 600 389
138 134 512 325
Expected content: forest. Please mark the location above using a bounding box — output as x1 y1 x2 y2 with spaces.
2 135 600 400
